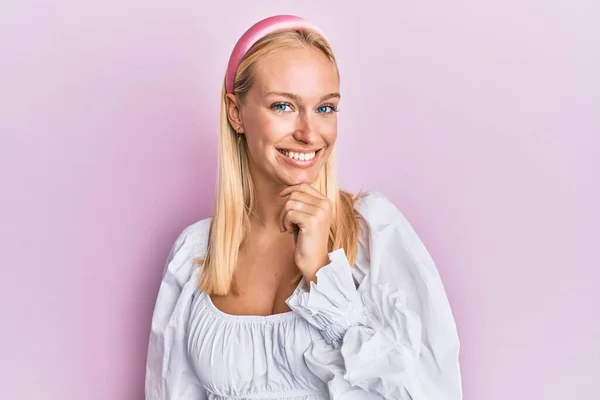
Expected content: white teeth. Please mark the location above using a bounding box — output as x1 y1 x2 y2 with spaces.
278 149 317 161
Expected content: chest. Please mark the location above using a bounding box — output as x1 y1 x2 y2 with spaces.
210 235 300 316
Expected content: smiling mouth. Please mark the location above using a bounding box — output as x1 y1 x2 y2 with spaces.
276 148 322 161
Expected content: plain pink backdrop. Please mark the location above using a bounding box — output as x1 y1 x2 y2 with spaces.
1 1 598 399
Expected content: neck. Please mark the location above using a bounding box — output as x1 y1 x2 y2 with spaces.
248 170 289 234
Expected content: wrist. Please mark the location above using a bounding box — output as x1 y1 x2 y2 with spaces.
302 253 330 285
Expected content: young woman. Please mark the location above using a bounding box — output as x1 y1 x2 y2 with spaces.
145 15 462 400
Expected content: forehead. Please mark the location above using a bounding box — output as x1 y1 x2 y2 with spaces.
252 47 339 100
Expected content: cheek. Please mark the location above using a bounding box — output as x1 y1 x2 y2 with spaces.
250 113 292 144
320 119 338 145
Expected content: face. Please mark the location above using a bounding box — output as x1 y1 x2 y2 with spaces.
228 46 340 187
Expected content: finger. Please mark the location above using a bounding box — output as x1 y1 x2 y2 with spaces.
282 209 312 234
279 200 321 232
279 183 327 200
279 185 332 218
283 183 325 199
287 189 333 218
287 191 326 209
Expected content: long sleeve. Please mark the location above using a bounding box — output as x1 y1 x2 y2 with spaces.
286 191 462 399
145 222 209 400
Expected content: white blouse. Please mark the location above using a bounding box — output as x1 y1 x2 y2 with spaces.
145 191 462 399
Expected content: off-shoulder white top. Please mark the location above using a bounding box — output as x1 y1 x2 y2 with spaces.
145 191 462 399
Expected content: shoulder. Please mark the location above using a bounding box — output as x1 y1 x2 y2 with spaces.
353 190 442 282
353 190 429 262
171 217 212 256
354 190 408 227
161 217 212 279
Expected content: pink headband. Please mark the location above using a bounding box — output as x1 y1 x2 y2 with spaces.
225 15 328 94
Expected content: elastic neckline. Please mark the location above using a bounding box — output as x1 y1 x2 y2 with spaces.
201 290 302 324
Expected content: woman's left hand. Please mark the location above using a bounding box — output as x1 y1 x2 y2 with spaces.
279 183 333 283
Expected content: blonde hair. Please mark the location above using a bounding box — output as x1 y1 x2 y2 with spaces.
197 29 362 295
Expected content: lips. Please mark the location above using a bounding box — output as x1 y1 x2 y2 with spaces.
276 148 320 161
276 148 322 153
276 147 323 168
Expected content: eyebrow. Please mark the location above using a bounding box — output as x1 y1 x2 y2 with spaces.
266 91 341 102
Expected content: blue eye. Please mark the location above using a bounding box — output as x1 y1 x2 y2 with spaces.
272 103 292 112
317 105 338 114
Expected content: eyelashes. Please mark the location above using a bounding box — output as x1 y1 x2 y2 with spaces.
270 102 339 115
317 104 339 114
271 103 292 113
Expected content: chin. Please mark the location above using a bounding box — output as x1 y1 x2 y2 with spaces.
281 171 320 186
270 151 328 186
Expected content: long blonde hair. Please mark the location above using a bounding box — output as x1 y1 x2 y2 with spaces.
197 28 362 295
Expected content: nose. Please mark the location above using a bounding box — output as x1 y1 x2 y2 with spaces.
293 111 319 144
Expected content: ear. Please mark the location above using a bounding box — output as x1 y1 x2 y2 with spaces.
225 93 245 133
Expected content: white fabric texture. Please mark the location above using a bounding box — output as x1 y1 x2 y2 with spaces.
145 191 462 399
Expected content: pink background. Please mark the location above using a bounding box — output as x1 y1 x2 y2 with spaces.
1 1 598 399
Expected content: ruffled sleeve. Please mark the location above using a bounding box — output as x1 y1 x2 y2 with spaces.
286 192 462 399
145 220 210 400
